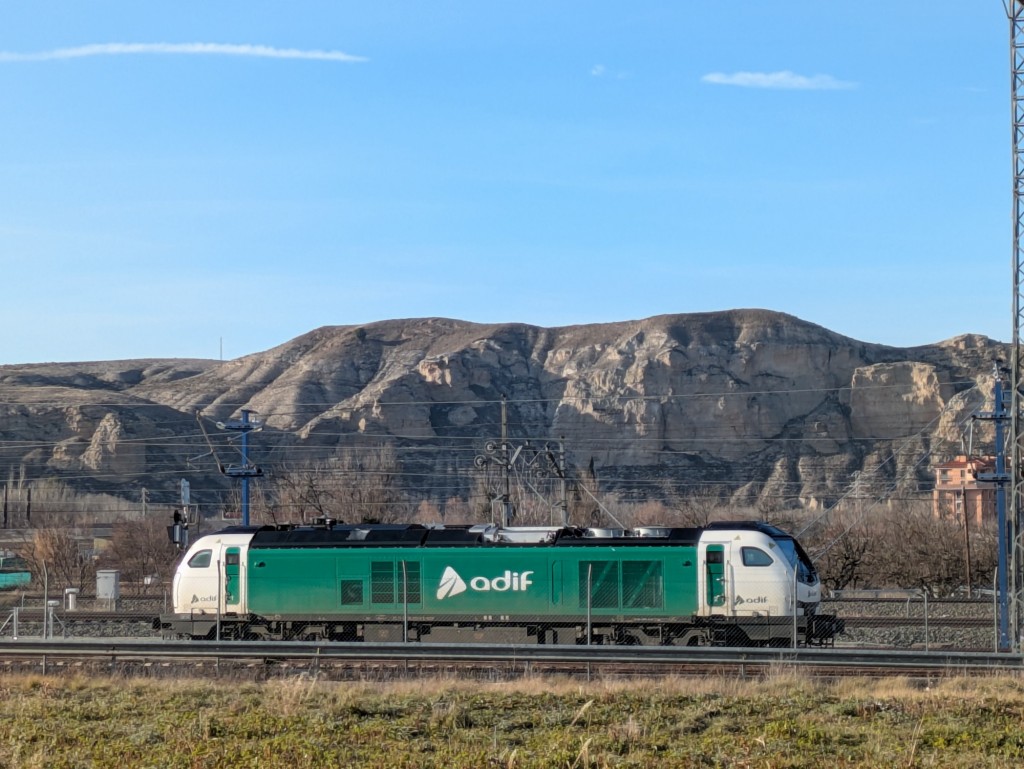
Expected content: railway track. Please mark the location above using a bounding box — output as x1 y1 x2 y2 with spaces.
0 638 1020 680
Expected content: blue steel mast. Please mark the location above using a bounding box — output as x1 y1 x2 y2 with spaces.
220 409 262 526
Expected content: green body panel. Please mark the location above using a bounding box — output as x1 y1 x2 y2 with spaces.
225 547 241 608
705 543 726 607
246 545 700 619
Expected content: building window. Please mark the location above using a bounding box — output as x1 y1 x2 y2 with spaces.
939 470 949 482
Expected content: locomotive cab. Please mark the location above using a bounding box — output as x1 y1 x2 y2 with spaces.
171 528 258 617
698 522 821 619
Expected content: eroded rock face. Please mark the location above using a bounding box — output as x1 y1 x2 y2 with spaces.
0 312 1006 508
846 363 955 440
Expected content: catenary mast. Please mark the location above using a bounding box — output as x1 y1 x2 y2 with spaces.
1006 0 1024 651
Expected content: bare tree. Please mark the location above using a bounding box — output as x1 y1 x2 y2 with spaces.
1 474 138 527
412 500 442 525
808 508 876 593
881 500 971 596
667 485 728 527
805 499 1000 597
20 527 94 591
272 463 337 523
224 480 277 524
324 445 412 523
99 517 180 592
567 459 605 526
261 446 412 524
627 499 672 526
441 496 478 524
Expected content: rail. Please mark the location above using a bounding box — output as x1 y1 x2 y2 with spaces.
0 638 1021 674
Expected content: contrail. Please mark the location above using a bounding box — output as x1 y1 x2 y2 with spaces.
0 42 367 63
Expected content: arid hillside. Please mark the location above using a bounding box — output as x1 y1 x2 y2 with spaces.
0 310 1006 518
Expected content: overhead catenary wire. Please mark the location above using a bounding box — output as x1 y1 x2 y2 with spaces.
0 377 1000 534
0 378 982 412
804 385 988 557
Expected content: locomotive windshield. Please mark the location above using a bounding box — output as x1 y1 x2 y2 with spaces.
773 537 818 586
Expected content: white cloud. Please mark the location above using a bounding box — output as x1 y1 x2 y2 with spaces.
0 42 367 63
701 70 854 90
591 64 629 80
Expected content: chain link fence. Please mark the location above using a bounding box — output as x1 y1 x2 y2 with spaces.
823 591 999 652
0 589 167 640
0 585 1005 653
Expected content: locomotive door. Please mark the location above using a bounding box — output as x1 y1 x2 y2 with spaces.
703 543 729 614
223 547 241 610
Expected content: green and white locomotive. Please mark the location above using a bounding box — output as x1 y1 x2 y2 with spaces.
159 520 842 646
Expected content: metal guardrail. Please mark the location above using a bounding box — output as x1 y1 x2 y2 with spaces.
0 638 1021 673
0 595 1007 653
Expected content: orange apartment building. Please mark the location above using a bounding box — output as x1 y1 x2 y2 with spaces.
931 454 998 527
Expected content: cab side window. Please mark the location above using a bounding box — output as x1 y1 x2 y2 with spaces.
741 547 773 567
187 550 212 568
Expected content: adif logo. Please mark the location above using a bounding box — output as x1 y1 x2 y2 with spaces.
437 566 468 600
436 566 535 600
733 595 768 606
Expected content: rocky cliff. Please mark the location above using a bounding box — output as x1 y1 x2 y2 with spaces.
0 310 1006 513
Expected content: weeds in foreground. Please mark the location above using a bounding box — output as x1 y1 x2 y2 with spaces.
0 672 1020 767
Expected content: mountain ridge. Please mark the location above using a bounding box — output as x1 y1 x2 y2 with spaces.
0 309 1006 514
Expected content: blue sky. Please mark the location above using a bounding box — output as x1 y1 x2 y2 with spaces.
0 1 1010 363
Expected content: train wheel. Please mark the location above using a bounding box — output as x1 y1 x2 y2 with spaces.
726 628 752 647
658 628 704 646
613 629 641 645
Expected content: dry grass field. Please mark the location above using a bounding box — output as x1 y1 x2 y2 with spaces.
0 670 1022 767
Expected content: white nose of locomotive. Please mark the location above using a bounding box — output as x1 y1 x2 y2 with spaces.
803 583 821 604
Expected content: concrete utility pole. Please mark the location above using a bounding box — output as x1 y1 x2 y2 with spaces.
976 372 1012 650
961 480 973 598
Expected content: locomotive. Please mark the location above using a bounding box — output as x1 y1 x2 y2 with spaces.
158 520 843 646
